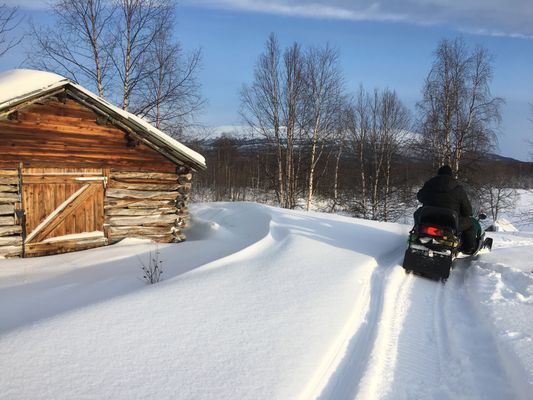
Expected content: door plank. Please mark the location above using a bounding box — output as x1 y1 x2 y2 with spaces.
25 184 96 243
31 184 101 243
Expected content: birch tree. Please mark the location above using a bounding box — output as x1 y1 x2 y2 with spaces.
241 36 347 209
346 85 370 217
132 15 204 133
417 38 503 175
378 89 410 220
281 42 305 209
483 184 517 222
302 45 344 211
528 103 533 159
29 0 114 97
240 34 285 205
330 107 348 212
347 86 410 220
111 0 174 110
29 0 203 130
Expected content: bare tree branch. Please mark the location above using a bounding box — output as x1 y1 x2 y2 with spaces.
131 16 204 134
417 38 503 175
0 3 22 57
347 86 411 220
111 0 174 110
27 0 114 97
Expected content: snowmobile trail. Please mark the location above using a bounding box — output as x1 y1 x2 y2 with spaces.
383 260 521 400
313 248 412 400
315 253 523 400
438 262 522 399
354 264 414 400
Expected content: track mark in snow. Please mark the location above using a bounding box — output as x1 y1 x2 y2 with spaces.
440 265 518 399
385 262 520 400
356 266 414 399
312 248 410 400
383 277 445 400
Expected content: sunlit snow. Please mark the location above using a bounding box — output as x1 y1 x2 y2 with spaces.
0 202 532 399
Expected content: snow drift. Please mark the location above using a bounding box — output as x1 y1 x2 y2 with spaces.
0 202 531 399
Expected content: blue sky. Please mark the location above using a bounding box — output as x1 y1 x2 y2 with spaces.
1 0 532 160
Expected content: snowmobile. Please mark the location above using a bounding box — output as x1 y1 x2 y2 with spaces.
402 206 493 282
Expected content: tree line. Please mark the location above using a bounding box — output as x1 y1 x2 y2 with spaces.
1 3 532 222
1 0 203 134
191 33 532 222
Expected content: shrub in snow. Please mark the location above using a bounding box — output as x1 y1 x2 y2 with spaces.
140 248 164 284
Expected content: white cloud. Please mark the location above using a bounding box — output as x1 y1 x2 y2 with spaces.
1 0 50 10
185 0 533 38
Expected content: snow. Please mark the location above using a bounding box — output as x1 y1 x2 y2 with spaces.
0 69 206 170
507 189 533 232
1 202 532 399
0 69 67 107
491 218 519 232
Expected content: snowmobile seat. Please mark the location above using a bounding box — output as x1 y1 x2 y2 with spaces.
415 206 460 233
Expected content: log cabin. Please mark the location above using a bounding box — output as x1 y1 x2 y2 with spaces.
0 69 206 258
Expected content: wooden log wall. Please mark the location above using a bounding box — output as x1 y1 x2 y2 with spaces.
0 93 200 256
104 169 192 244
0 97 177 171
0 169 22 258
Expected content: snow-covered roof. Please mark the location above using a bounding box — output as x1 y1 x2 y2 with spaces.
0 69 206 171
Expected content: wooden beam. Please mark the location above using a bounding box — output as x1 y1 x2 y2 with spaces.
105 207 176 216
0 88 66 119
0 177 18 184
0 245 22 258
0 226 22 236
22 172 103 176
0 184 18 192
0 193 18 204
0 236 22 246
22 175 105 185
107 181 182 191
107 225 173 236
0 169 19 176
104 199 176 209
106 188 177 200
107 214 177 227
109 171 178 180
0 204 15 215
24 236 107 257
0 216 15 225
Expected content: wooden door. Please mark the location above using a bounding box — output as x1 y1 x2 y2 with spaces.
21 167 106 256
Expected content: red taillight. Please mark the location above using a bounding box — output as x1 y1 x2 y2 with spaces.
420 225 444 237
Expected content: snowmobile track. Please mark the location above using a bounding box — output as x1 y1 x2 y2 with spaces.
312 250 526 400
312 247 411 400
439 264 523 399
383 261 523 400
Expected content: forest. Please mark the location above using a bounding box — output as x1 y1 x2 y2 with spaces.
189 34 532 222
1 1 532 223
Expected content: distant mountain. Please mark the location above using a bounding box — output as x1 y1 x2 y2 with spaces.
483 153 527 164
195 125 529 165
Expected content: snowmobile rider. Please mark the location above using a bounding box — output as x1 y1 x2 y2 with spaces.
416 165 476 254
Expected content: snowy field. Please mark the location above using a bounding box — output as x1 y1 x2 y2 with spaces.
1 202 532 399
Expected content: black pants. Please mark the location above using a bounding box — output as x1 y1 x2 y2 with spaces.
461 225 477 254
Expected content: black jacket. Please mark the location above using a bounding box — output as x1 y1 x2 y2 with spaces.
417 175 472 231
